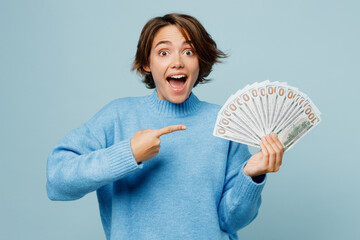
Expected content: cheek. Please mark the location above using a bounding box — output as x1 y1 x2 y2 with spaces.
190 59 200 77
151 72 164 87
149 61 165 79
150 58 168 73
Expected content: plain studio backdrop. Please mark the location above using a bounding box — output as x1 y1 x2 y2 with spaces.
1 0 359 239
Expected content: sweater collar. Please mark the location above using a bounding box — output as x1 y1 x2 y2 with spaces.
145 89 201 117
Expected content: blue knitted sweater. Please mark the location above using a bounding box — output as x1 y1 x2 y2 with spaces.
46 90 266 240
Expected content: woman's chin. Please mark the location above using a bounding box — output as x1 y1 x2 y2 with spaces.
165 84 190 103
156 80 194 103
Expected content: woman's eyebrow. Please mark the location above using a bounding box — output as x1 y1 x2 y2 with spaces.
154 40 192 48
155 40 172 48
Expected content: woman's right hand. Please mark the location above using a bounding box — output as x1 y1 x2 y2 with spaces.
130 125 186 163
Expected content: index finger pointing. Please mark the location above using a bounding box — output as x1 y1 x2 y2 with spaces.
153 125 187 136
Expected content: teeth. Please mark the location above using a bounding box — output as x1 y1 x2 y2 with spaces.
169 75 186 79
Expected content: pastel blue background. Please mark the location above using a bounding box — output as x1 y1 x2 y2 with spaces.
1 0 359 239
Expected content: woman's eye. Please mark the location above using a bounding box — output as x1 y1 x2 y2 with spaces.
159 50 168 56
184 49 194 55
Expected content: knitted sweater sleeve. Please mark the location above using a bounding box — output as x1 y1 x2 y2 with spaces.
46 101 142 201
218 140 266 233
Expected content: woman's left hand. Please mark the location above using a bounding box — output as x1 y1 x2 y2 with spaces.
243 133 284 177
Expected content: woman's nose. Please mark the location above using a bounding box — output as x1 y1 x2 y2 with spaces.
171 53 184 69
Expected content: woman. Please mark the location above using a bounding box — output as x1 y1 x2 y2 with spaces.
47 13 284 240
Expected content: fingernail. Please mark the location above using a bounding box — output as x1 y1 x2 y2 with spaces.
182 125 186 130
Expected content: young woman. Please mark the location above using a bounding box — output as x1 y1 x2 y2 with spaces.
47 13 284 240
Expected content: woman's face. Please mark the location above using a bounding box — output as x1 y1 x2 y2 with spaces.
144 25 200 104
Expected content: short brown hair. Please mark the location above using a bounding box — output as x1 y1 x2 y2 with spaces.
132 13 227 89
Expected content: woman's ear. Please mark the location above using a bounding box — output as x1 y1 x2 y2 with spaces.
142 65 151 73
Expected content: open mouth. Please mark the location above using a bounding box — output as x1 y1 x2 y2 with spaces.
166 74 188 91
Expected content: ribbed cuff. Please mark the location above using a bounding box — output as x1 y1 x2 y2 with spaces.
231 161 266 203
104 139 143 180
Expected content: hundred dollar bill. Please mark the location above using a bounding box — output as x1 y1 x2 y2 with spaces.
214 80 321 151
217 111 260 143
276 98 321 136
266 82 283 134
269 84 299 133
245 81 269 136
213 124 260 148
277 105 321 151
220 84 263 137
272 88 305 133
231 83 265 136
225 94 263 139
273 92 311 133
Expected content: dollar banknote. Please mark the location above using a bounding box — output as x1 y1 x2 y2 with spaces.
213 80 321 151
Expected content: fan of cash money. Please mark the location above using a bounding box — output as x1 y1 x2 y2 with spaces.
213 80 321 151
